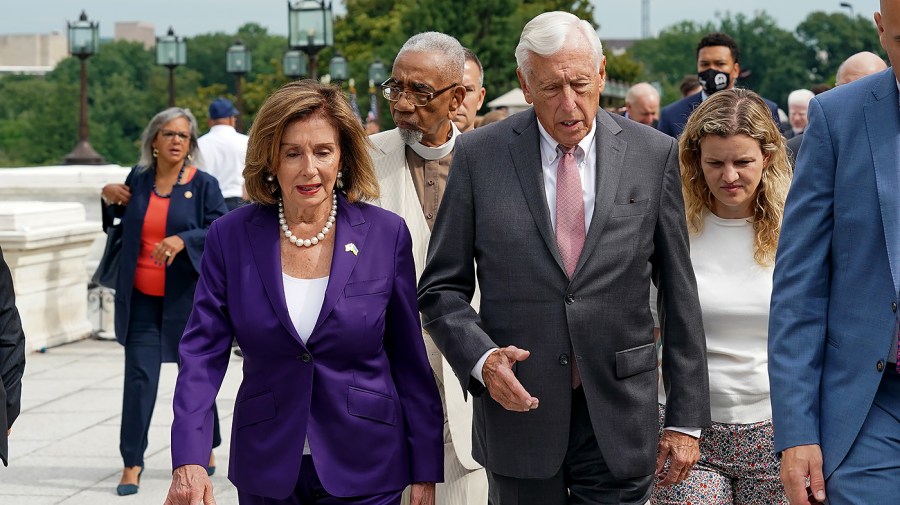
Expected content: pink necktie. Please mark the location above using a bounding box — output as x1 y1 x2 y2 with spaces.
555 145 585 388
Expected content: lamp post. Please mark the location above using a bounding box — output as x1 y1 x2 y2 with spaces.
283 49 308 79
156 26 187 107
367 59 387 127
328 52 348 87
288 0 334 80
226 39 251 132
63 10 104 165
839 2 854 16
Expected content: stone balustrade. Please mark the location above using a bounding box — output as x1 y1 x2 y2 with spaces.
0 164 130 350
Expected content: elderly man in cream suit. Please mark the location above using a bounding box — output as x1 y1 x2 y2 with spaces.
369 32 488 505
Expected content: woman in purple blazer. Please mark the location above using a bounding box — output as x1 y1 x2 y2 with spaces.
164 81 443 505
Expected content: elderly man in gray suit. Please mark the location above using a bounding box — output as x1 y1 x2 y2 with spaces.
418 11 710 505
369 32 489 505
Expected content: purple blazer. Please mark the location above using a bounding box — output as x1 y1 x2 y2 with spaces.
171 194 443 499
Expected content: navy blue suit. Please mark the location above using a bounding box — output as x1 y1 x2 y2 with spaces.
103 165 227 468
769 68 900 501
657 91 781 138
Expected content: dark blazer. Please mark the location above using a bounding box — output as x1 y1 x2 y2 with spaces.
786 132 804 167
105 166 226 362
657 90 781 137
171 198 443 499
769 68 900 478
418 109 710 480
0 246 26 467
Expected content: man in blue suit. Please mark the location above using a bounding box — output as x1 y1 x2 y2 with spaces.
768 1 900 503
657 32 781 138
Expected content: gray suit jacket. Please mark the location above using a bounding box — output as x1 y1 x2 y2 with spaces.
418 109 710 480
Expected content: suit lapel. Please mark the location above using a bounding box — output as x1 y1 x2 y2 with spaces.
574 112 625 278
372 131 431 279
509 111 566 273
246 205 305 345
310 194 369 336
866 71 900 295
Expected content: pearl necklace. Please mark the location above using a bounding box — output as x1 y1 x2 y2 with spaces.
278 193 337 248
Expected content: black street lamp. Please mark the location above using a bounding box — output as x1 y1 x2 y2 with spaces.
156 26 187 107
328 53 348 87
288 0 334 80
283 49 308 79
839 2 854 16
368 59 387 126
63 10 104 165
226 39 251 132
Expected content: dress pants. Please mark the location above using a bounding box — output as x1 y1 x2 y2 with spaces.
238 455 403 505
400 420 489 505
120 290 221 467
826 366 900 504
487 387 654 505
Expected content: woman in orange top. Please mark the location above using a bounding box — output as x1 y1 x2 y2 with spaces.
100 108 227 496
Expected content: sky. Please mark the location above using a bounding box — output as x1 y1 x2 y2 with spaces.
0 1 883 41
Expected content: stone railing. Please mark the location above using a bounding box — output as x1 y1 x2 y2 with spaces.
0 165 129 351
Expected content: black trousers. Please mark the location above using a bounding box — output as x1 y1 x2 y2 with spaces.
488 387 654 505
120 290 222 467
237 455 403 505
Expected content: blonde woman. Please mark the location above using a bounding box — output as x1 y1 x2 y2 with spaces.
652 89 791 505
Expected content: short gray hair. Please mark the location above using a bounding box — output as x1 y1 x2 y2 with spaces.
397 32 465 84
787 89 814 107
626 82 660 105
515 11 602 78
137 107 202 170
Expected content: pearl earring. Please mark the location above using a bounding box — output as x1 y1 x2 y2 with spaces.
266 174 274 182
152 148 159 158
336 171 344 189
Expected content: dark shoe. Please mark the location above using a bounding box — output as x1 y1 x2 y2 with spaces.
207 465 216 476
233 348 243 357
116 467 143 496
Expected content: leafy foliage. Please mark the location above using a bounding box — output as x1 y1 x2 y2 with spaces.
0 7 888 167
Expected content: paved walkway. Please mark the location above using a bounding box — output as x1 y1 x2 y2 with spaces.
0 337 242 504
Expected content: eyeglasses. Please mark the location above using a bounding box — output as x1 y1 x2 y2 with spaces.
160 130 191 141
381 79 458 107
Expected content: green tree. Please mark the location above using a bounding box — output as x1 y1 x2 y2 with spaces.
796 12 886 81
334 0 597 127
718 12 814 108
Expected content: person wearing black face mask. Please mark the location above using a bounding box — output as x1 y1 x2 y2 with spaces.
657 32 782 138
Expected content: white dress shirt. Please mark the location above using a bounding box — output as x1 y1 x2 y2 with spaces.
197 124 249 199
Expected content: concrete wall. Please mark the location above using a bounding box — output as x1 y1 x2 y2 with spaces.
0 33 67 67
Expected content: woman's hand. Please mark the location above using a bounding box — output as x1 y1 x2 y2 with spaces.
409 482 436 505
152 235 186 266
164 464 215 505
101 183 131 206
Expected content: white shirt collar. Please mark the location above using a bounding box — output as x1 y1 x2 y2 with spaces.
535 117 597 166
409 122 460 160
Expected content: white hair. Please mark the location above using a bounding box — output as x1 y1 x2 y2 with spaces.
787 89 814 108
515 11 602 77
397 32 465 84
626 82 660 105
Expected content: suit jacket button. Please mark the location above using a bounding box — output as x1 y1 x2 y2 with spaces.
565 294 575 304
892 302 897 312
876 360 885 372
298 353 312 363
559 353 569 365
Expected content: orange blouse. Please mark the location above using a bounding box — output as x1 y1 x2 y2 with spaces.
133 168 196 297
